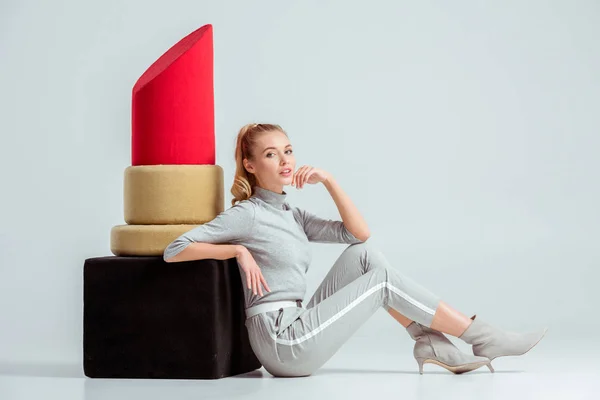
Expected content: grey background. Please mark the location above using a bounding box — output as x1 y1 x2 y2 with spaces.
1 0 598 370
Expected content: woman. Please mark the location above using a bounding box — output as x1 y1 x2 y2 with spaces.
163 123 547 377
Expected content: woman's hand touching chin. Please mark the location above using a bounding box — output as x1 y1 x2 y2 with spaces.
291 165 331 189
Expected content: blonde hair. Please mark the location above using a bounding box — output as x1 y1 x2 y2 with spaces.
230 123 288 206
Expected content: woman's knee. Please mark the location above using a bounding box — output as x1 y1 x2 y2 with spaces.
342 242 389 274
342 241 376 257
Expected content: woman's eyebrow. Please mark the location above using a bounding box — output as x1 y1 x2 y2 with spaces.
262 144 292 153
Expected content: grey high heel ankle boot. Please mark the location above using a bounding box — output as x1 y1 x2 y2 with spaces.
406 321 493 374
458 314 548 369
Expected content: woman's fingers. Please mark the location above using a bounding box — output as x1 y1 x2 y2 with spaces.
299 166 312 189
299 167 307 188
246 268 270 297
257 279 264 297
294 167 302 189
245 270 252 290
293 166 305 187
260 273 271 293
300 169 308 188
303 167 314 188
248 270 254 294
253 270 260 296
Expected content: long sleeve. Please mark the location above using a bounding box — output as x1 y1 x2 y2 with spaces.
292 206 364 244
163 201 256 261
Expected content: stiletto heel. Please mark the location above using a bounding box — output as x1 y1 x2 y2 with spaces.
416 357 425 374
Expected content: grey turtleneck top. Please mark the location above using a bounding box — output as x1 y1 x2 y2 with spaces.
163 186 363 308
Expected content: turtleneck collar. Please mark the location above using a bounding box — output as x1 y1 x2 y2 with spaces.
252 185 287 208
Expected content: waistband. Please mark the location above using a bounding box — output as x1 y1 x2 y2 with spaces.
245 300 303 319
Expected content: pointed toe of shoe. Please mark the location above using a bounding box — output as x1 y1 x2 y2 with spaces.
475 327 548 360
523 327 548 354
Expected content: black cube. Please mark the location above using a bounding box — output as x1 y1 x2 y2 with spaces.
83 256 261 379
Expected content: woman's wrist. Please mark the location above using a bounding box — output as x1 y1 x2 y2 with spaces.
235 245 247 259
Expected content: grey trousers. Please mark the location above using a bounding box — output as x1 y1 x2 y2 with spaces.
245 242 442 377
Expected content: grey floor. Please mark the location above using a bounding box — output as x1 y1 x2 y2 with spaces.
1 336 597 400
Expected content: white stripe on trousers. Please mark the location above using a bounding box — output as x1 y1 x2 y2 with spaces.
269 281 437 346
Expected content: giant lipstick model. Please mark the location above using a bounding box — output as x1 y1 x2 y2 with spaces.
83 24 260 380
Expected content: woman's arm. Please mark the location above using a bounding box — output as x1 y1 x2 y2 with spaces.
163 201 255 262
322 174 370 242
165 242 245 263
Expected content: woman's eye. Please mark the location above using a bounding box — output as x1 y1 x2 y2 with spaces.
266 150 292 157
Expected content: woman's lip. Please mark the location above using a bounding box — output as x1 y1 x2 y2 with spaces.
280 170 291 176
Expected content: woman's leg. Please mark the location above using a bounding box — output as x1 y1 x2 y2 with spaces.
287 242 542 376
273 242 454 376
388 308 414 328
430 301 473 336
305 242 472 335
306 244 416 327
387 300 474 335
388 300 473 335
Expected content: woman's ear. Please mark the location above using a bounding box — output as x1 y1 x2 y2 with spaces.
243 158 254 173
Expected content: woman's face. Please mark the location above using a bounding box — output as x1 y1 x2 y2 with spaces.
245 130 296 191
